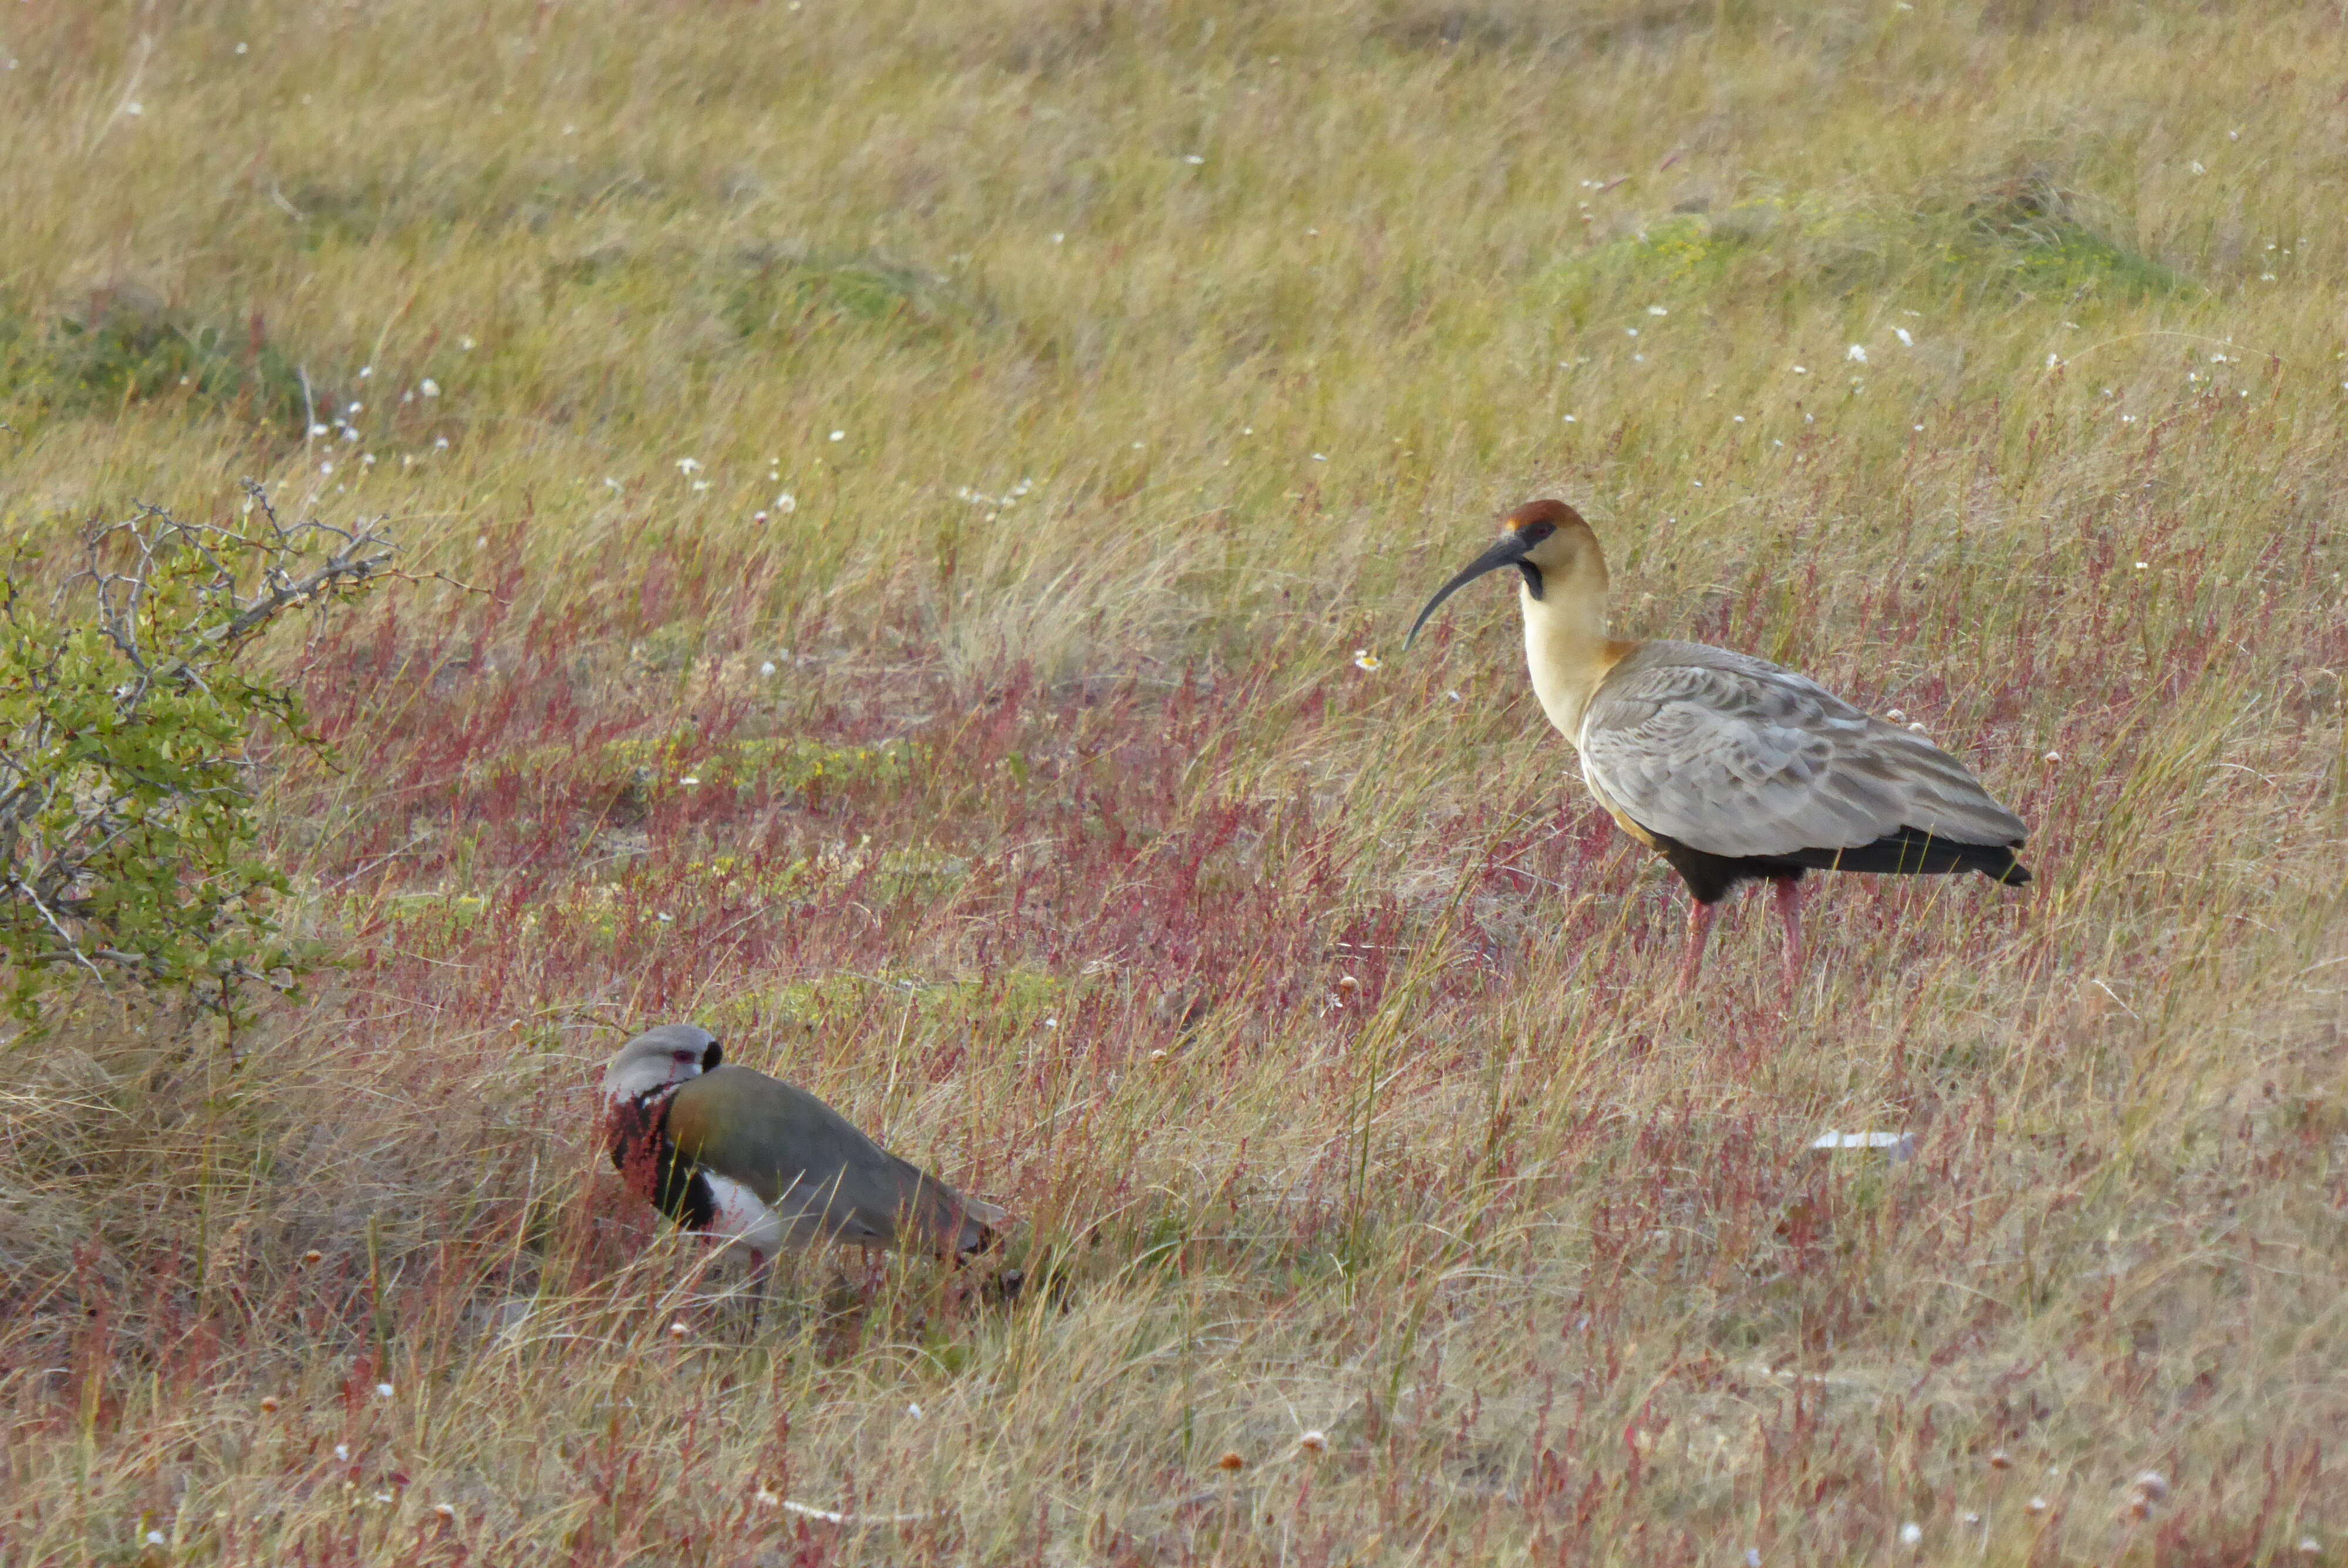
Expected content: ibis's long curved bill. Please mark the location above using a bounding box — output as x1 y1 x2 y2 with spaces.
1405 533 1534 648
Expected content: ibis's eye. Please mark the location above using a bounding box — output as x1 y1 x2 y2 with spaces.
673 1051 697 1064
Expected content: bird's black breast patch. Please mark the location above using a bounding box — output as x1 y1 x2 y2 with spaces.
606 1093 717 1232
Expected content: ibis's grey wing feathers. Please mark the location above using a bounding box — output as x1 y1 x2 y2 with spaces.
1579 642 2026 860
667 1066 1000 1253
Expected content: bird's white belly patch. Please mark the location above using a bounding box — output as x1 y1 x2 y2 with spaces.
700 1171 785 1257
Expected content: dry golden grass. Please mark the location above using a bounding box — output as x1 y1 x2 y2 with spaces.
4 0 2346 1562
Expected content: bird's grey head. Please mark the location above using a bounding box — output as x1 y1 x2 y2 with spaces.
601 1024 723 1103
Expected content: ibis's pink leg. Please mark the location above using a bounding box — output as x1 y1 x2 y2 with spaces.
1772 877 1804 999
1678 900 1719 993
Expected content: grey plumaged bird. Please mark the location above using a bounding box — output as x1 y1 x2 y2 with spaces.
601 1024 1007 1266
1408 499 2032 993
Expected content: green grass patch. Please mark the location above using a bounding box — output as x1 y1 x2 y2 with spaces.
0 291 319 432
1537 188 2191 320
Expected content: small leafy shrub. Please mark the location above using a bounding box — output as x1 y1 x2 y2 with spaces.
0 488 397 1024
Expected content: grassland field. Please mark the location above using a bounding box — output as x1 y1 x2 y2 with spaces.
2 1 2347 1563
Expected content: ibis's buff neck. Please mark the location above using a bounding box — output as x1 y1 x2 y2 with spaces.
1519 575 1620 746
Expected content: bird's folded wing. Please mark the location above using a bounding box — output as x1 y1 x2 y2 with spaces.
1580 645 2026 860
669 1067 994 1249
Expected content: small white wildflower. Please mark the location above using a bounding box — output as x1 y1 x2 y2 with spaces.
2190 160 2206 174
2047 353 2060 368
125 102 143 116
373 1491 395 1504
1846 344 1867 363
691 480 710 491
458 336 476 350
1886 709 1906 722
309 423 329 437
1900 1522 1922 1545
679 776 700 786
1647 305 1668 316
1907 722 1928 734
605 477 622 490
1298 1430 1328 1452
2121 414 2136 422
375 1382 394 1398
1913 424 1924 432
1184 154 1205 164
1563 415 1577 423
2135 560 2149 569
2298 1540 2320 1557
1353 649 1381 671
1044 1016 1058 1029
1625 327 1639 337
235 42 248 53
2044 750 2062 762
319 461 334 475
2027 1496 2049 1513
1894 327 1913 346
656 913 674 924
434 437 450 449
1733 415 1745 423
1632 353 1645 362
433 1503 456 1519
1052 232 1065 243
1962 1512 1981 1525
755 1489 780 1508
1446 690 1462 701
1792 364 1807 374
908 1403 925 1419
335 1444 352 1461
669 1321 689 1339
828 430 845 441
1311 452 1327 461
676 457 701 473
420 378 440 397
775 493 796 512
1747 1552 1762 1568
146 1532 167 1546
753 511 768 523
